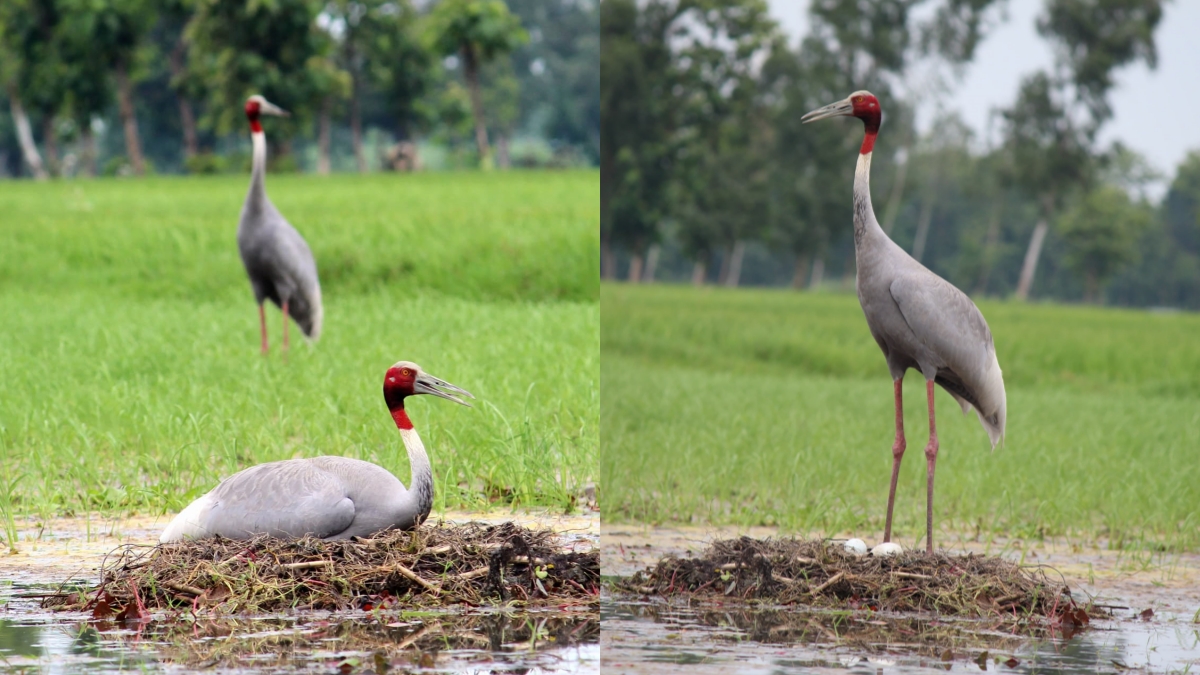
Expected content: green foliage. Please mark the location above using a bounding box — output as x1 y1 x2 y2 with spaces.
505 0 599 160
186 0 344 135
184 151 225 174
347 0 435 139
602 283 1200 549
0 171 598 517
998 72 1093 215
1058 186 1153 301
1038 0 1164 125
427 0 528 63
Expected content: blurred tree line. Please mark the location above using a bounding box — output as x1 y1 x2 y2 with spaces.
601 0 1200 308
0 0 598 177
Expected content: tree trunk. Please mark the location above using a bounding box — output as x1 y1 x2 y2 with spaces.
724 240 746 287
880 151 910 234
350 71 366 173
1015 218 1048 301
911 192 936 263
601 236 616 280
791 255 810 289
1084 270 1098 304
460 44 491 164
7 86 47 180
496 135 511 169
691 260 707 286
169 40 198 159
716 248 730 285
627 253 643 284
115 61 144 175
974 201 1003 295
80 125 97 177
42 117 59 176
811 257 825 289
643 244 660 283
179 98 198 160
317 96 332 175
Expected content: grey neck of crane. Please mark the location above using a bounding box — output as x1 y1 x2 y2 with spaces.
400 427 435 521
853 151 886 246
247 131 268 213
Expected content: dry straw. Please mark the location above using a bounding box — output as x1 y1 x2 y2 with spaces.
617 537 1085 622
45 521 598 615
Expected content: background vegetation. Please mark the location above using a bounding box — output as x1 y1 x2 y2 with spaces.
0 171 599 526
602 284 1200 550
599 0 1200 309
0 0 598 177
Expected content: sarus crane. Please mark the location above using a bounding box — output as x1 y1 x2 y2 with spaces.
802 91 1006 554
159 362 474 542
238 94 322 354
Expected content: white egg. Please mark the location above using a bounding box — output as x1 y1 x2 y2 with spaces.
843 538 868 555
871 542 903 557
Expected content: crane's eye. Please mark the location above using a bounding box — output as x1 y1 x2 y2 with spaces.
400 368 412 377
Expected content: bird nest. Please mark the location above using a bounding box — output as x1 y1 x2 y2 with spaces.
614 537 1087 624
43 522 598 615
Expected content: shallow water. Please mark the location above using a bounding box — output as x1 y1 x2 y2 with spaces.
601 594 1200 674
0 582 598 673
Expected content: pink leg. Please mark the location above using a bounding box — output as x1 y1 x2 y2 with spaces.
924 380 940 554
282 300 290 352
259 304 268 355
884 379 906 543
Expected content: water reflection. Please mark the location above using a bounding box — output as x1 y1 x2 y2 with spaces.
1 591 598 674
602 597 1200 674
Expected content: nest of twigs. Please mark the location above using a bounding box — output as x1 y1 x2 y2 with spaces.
616 537 1084 622
44 522 598 615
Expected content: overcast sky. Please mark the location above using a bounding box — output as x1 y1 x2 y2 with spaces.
765 0 1200 192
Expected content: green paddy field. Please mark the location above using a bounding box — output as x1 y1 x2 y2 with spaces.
602 283 1200 550
0 171 598 539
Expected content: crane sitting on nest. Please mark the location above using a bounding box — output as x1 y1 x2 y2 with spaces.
238 94 322 354
159 362 474 542
802 91 1007 555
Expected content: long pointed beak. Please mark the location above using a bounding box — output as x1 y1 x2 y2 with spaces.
260 100 290 117
415 373 475 407
801 98 853 124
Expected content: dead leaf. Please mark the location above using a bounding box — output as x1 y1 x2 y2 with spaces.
1139 608 1154 621
115 602 145 623
91 593 113 619
1004 657 1020 668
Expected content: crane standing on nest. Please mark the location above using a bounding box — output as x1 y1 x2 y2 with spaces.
159 362 474 542
238 95 323 354
802 91 1007 554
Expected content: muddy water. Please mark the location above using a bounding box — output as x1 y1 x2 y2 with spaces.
602 524 1200 673
0 511 600 673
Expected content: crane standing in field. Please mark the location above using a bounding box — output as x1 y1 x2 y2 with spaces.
802 91 1006 554
159 361 474 542
238 95 323 354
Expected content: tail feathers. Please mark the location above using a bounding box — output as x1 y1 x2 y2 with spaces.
948 392 1006 449
975 408 1005 449
288 286 323 341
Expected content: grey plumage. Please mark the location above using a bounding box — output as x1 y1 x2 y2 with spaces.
238 95 323 343
803 91 1006 554
854 199 1007 445
160 361 474 543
